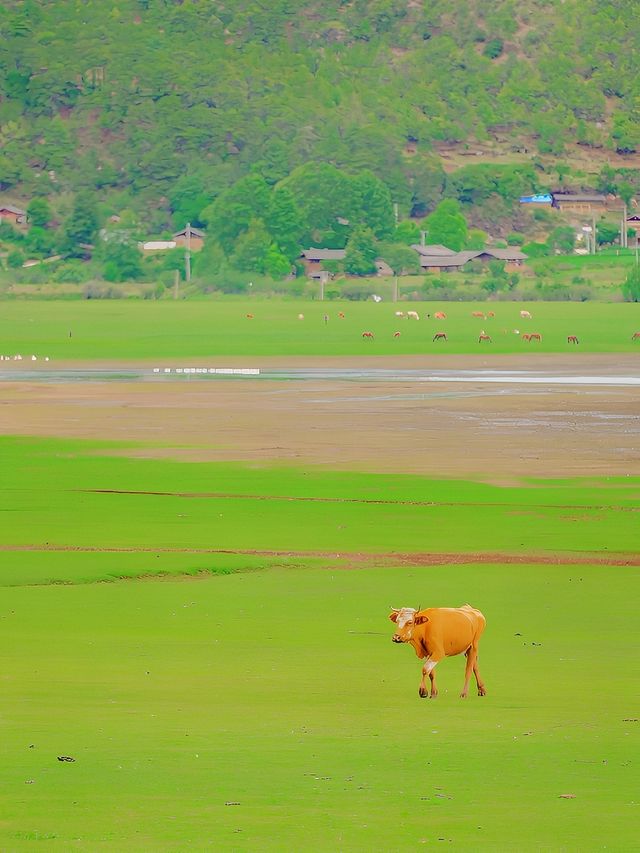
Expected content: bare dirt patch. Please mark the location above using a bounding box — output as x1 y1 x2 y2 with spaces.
1 544 638 569
1 354 639 479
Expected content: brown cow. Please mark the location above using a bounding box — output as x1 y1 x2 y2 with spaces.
390 605 486 699
393 331 401 338
529 333 542 342
434 311 447 320
487 311 495 318
632 332 640 341
433 332 447 341
362 331 374 339
567 335 579 345
246 314 254 319
521 333 531 342
472 311 485 319
478 332 491 343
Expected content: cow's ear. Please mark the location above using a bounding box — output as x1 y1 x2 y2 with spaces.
414 615 429 625
389 611 399 623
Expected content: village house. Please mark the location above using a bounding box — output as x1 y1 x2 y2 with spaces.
411 243 527 273
0 204 27 225
300 247 346 278
173 226 205 251
551 193 608 213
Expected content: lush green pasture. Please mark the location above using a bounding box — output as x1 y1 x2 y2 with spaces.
1 439 639 588
1 300 639 358
3 563 639 851
2 442 639 850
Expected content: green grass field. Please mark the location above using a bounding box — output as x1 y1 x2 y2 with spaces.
2 438 639 850
1 300 639 357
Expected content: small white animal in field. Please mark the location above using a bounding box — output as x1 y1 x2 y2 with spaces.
395 311 405 317
520 310 532 319
514 329 520 335
31 355 37 361
298 313 304 320
407 310 420 320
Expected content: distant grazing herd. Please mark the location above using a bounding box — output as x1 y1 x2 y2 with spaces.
241 309 640 347
248 309 639 345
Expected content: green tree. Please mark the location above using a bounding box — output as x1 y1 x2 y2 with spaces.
352 170 395 240
466 228 488 250
263 244 292 279
266 186 305 261
547 226 575 254
26 197 52 228
62 192 99 256
425 199 468 251
24 226 56 257
230 219 272 273
394 220 421 245
102 241 143 282
344 225 377 275
621 264 640 302
377 243 419 275
201 175 270 255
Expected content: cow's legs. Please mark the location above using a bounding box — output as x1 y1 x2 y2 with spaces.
473 657 486 696
419 659 439 698
429 670 438 698
461 647 478 698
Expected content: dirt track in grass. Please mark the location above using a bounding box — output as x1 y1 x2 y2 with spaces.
1 544 639 568
1 353 639 480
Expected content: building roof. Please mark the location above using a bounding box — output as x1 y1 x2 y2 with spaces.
140 241 177 251
411 243 457 257
0 204 26 215
302 247 346 261
480 247 528 261
519 194 552 204
173 226 205 238
418 247 528 267
552 193 607 203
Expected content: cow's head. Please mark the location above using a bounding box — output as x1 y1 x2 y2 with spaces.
389 607 428 643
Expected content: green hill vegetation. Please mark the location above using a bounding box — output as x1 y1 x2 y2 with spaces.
1 0 639 290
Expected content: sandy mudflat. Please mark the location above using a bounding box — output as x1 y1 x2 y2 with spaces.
1 354 638 479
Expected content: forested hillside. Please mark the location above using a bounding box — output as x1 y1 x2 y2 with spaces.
1 0 639 285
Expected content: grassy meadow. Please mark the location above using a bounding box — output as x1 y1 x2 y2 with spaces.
2 438 639 850
0 299 639 358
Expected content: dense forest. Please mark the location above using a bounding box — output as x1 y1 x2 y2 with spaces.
1 0 639 285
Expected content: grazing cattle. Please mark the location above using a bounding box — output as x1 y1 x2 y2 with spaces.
521 333 530 342
632 332 640 341
389 605 486 699
393 331 401 338
246 314 254 319
487 311 495 318
529 333 542 342
433 332 447 342
394 311 405 317
434 311 447 320
567 335 579 345
362 331 374 339
478 332 491 343
338 312 345 319
407 310 420 320
471 311 485 319
520 310 532 319
298 313 305 320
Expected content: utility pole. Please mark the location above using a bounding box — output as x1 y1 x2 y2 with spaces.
393 274 398 302
622 204 628 249
591 215 597 254
185 222 191 282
